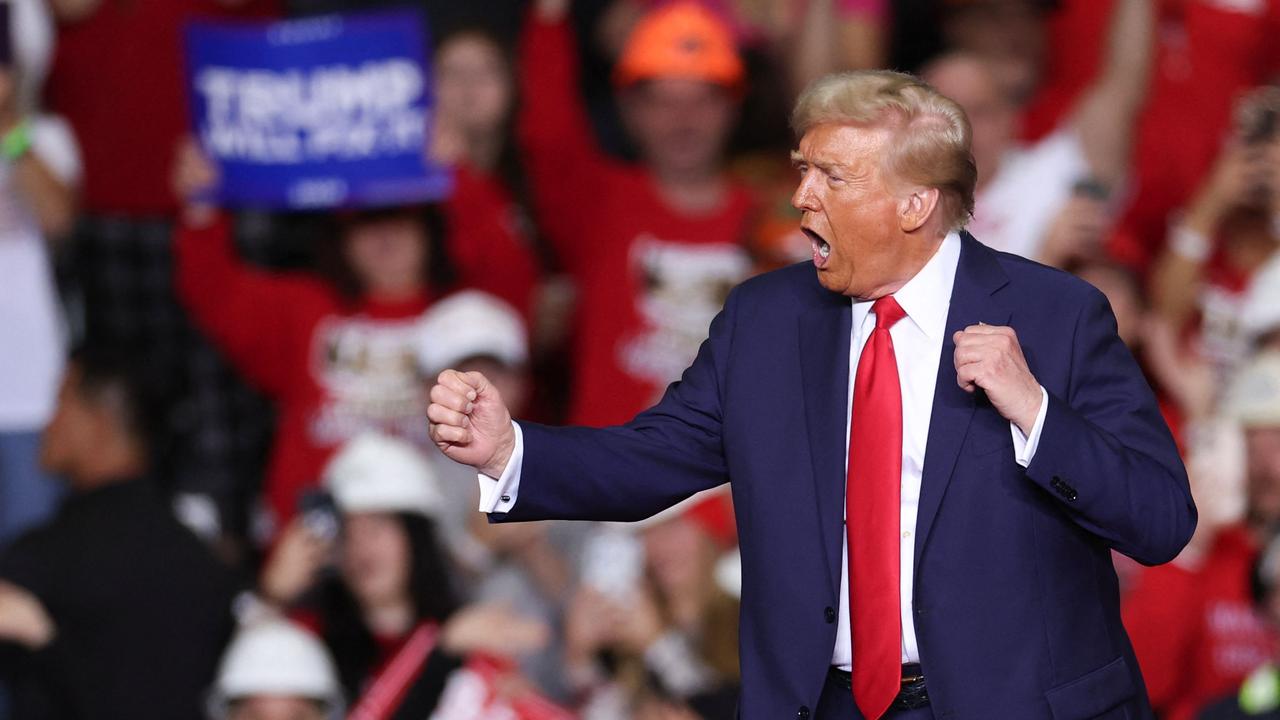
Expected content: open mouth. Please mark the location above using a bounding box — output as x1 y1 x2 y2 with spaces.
802 227 831 266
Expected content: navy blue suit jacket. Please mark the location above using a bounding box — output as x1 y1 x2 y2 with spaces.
497 234 1196 719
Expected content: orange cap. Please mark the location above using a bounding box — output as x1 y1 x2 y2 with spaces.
614 1 745 90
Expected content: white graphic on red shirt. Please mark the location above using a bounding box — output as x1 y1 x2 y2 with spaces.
619 235 749 398
309 315 429 446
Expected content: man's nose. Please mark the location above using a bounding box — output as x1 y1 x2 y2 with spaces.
792 174 820 213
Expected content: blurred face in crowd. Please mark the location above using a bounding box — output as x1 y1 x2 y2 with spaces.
1221 211 1277 276
792 123 942 299
1076 263 1143 349
0 68 17 114
340 512 412 609
943 1 1046 106
434 33 513 143
228 697 326 720
923 55 1014 190
620 78 737 179
343 214 428 300
39 364 134 487
40 366 94 479
1246 427 1280 527
643 516 718 601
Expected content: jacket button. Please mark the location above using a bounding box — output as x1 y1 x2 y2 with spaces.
797 706 810 720
1050 476 1078 501
824 606 836 624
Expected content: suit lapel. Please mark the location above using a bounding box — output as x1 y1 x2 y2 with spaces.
799 282 853 598
913 233 1011 567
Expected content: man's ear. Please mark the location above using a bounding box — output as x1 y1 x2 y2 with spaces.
898 187 941 233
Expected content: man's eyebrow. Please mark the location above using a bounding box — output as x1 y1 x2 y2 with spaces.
790 152 850 174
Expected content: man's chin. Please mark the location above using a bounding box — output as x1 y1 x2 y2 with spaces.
814 268 844 294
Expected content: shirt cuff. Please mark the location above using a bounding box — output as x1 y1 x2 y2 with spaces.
477 421 522 513
1010 386 1049 468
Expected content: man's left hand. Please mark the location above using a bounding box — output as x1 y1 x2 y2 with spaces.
0 580 55 650
953 324 1043 435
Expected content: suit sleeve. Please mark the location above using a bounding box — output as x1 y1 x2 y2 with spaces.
1024 287 1197 565
490 289 737 523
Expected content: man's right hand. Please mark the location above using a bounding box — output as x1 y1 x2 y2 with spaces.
428 370 516 479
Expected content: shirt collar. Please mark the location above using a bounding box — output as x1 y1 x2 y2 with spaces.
851 231 961 341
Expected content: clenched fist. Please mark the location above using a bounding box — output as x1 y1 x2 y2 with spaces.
427 369 517 478
953 324 1043 435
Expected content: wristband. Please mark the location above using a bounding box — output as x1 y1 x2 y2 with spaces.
1169 221 1212 262
0 119 31 163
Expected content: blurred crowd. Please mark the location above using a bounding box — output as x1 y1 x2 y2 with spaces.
0 0 1279 718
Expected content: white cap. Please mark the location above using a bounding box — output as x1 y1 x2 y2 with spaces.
416 290 528 374
1224 351 1280 428
1241 252 1280 343
208 618 343 719
323 432 443 517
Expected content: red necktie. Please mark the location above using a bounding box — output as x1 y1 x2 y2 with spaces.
848 295 906 720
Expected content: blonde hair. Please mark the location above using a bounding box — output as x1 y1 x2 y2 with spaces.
792 70 977 230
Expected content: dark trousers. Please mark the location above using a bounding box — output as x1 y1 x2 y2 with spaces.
816 671 937 720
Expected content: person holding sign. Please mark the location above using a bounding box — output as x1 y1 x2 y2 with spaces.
173 140 457 536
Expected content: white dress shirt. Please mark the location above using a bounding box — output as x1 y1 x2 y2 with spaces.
478 231 1050 671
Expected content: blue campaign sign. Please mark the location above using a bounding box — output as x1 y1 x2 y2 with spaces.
184 11 452 209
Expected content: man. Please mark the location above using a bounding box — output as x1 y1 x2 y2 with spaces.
519 0 755 427
428 71 1195 718
0 349 241 719
47 0 279 556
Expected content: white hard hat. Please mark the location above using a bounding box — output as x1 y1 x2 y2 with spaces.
1241 251 1280 344
1223 351 1280 428
207 618 343 719
323 432 444 517
416 290 528 374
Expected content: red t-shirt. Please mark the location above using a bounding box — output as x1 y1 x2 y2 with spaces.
446 164 542 322
1122 525 1280 720
176 215 437 529
47 0 279 216
517 14 756 426
1108 0 1280 272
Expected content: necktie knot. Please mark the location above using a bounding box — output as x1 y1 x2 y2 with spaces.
872 295 906 331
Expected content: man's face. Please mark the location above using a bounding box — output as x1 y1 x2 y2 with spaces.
39 367 94 480
1246 426 1280 527
791 123 924 299
228 696 326 720
943 2 1046 105
434 34 512 139
621 78 736 178
342 215 428 298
